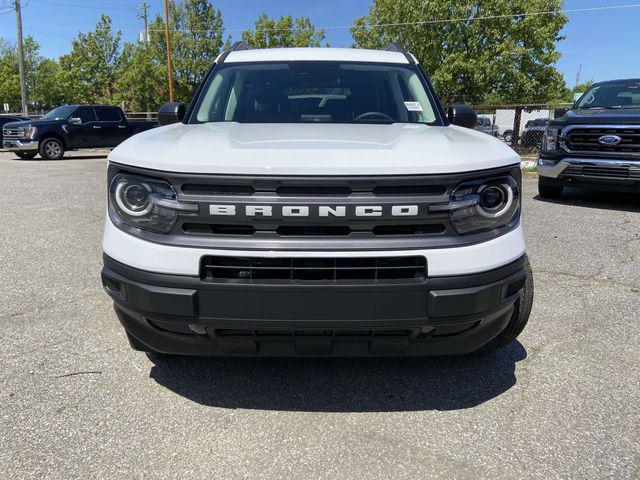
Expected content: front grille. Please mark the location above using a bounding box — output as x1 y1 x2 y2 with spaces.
564 165 640 179
174 176 455 242
3 127 21 138
3 128 22 141
563 126 640 156
108 164 522 250
200 256 427 282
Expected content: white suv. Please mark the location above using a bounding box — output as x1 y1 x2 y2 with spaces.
101 43 533 357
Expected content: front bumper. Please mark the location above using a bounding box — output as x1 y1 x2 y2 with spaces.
538 157 640 192
102 254 527 356
3 138 38 152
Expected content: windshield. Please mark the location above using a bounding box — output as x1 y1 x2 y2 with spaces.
41 105 76 121
576 80 640 109
192 62 439 125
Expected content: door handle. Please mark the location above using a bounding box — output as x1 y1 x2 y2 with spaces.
118 125 126 129
93 125 102 129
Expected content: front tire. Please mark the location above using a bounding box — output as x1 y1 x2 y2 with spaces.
39 137 65 160
15 152 37 160
503 130 513 144
476 256 534 353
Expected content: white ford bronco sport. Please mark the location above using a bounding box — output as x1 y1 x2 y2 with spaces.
101 43 533 356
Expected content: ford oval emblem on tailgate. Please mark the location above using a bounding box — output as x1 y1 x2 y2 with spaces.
598 134 622 146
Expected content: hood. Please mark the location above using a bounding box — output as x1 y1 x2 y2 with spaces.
109 122 519 176
554 108 640 126
3 119 61 129
3 120 32 129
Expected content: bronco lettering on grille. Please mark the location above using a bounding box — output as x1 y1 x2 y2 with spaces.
209 204 420 217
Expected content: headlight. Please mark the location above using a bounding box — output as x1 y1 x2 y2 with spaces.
24 126 37 138
109 173 197 233
542 127 560 150
432 176 520 235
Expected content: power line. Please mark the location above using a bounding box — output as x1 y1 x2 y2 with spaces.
144 2 640 34
10 2 640 35
29 0 136 11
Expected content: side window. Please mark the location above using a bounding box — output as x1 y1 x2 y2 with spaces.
75 108 97 124
96 107 122 122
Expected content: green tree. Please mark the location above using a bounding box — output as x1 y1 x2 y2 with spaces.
0 39 22 111
115 42 165 112
566 80 593 103
58 14 123 104
351 0 568 105
32 58 66 109
242 14 326 48
0 36 65 111
148 0 229 103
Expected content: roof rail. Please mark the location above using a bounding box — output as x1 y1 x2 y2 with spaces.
217 41 251 64
381 43 415 64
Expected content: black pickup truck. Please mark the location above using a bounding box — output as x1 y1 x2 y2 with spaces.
537 78 640 197
3 105 157 160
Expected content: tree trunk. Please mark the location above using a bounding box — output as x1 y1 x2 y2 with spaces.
513 107 523 146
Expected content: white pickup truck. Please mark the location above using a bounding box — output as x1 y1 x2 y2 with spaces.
101 43 533 357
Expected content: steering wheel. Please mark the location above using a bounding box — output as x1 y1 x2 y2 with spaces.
354 111 395 121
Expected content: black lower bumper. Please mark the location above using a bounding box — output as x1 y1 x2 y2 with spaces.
539 161 640 193
101 254 527 356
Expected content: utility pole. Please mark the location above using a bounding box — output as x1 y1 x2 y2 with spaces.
575 64 582 88
14 0 28 115
163 0 174 102
137 2 149 43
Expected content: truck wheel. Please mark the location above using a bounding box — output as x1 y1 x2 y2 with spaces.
538 179 563 199
39 137 65 160
503 130 513 144
476 256 534 354
15 152 37 160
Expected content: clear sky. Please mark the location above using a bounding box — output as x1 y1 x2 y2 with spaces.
0 0 638 87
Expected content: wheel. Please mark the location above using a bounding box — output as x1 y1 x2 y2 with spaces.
15 152 37 160
503 130 513 144
538 179 563 198
476 256 534 353
39 137 65 160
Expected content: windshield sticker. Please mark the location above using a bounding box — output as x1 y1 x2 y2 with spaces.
404 101 423 112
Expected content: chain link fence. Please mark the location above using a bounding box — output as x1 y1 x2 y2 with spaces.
472 103 572 157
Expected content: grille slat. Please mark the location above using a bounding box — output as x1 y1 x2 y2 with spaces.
183 223 448 237
201 256 427 282
564 165 637 178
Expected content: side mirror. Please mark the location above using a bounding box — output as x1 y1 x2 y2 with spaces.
447 104 477 128
158 102 185 126
69 117 82 125
554 108 568 119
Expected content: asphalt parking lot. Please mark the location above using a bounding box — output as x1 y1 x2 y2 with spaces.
1 151 638 479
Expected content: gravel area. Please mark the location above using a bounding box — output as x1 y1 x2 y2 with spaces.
0 152 638 479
